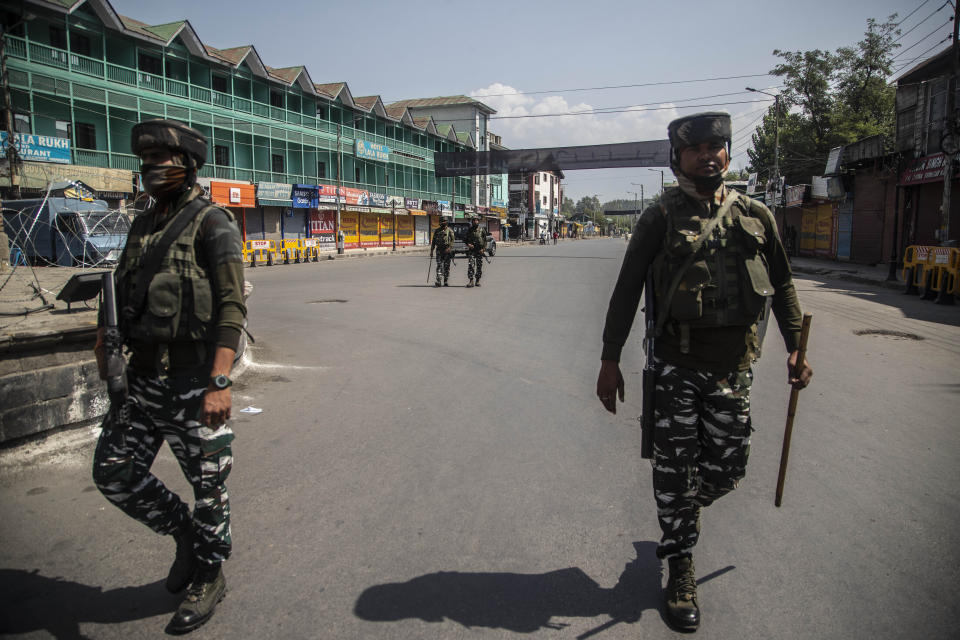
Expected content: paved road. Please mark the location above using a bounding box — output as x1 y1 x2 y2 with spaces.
1 238 958 639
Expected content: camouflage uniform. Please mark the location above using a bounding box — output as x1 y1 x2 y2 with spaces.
431 224 455 286
93 122 245 568
93 372 235 564
464 223 486 285
602 186 802 560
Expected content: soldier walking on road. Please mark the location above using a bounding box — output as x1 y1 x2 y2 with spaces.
595 112 812 632
430 216 455 287
92 119 246 634
464 216 486 288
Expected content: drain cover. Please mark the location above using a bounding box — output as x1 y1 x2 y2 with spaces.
306 299 348 304
853 329 923 340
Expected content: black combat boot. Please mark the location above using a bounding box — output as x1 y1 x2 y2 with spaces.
434 281 441 287
167 562 226 634
165 528 197 593
467 278 475 288
475 280 481 287
665 554 700 631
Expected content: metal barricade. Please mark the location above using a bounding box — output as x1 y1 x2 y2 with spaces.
243 239 276 267
280 238 302 264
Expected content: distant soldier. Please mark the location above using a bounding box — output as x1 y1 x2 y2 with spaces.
463 216 486 288
92 119 245 633
596 112 812 631
430 216 454 287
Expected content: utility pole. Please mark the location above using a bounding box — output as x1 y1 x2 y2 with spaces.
940 0 960 242
747 87 780 205
336 125 343 254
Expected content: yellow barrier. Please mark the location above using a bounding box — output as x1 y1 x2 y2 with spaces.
280 238 303 264
903 245 958 301
243 239 276 267
301 237 321 262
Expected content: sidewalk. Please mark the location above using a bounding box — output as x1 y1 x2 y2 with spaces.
789 256 904 292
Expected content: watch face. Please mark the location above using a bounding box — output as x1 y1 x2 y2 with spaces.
213 374 232 389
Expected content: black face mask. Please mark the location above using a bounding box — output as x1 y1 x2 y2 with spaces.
140 163 188 197
691 172 725 193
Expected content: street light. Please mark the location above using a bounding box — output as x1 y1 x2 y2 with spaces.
648 168 664 195
746 87 780 198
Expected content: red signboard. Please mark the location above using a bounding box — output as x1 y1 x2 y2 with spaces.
316 183 372 206
309 210 336 249
901 153 951 185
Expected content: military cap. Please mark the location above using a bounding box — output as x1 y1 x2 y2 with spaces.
667 112 732 150
131 119 208 168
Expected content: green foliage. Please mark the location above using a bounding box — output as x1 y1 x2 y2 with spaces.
561 196 576 214
747 14 900 186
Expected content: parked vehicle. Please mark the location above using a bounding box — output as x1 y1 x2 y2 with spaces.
450 221 497 256
3 194 129 266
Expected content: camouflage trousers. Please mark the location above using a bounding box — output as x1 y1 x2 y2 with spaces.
467 252 483 283
435 252 452 284
92 371 235 564
651 356 753 559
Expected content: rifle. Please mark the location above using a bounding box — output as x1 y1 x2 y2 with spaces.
640 271 656 459
100 271 130 427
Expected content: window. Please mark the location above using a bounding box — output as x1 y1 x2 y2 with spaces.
214 145 230 166
55 120 70 138
270 91 284 108
71 34 91 57
271 154 284 173
316 106 327 120
14 113 30 133
534 174 540 184
355 166 361 183
138 51 162 75
49 25 67 49
75 122 96 149
317 161 326 179
212 75 228 93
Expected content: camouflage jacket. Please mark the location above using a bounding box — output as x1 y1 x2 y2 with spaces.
431 226 454 252
464 225 486 252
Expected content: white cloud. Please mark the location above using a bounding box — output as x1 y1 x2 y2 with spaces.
470 83 681 149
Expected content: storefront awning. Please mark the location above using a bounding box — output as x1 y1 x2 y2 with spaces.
409 209 427 215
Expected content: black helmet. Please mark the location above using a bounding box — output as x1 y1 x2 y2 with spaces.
667 112 731 173
131 119 208 168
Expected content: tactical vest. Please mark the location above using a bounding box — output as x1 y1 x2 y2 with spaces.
465 225 484 249
433 227 454 249
652 188 774 336
117 199 226 345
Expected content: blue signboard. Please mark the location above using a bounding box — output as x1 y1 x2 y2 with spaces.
355 140 390 162
291 184 319 208
1 132 71 164
369 192 388 207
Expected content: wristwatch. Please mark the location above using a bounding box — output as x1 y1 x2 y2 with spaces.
210 374 232 390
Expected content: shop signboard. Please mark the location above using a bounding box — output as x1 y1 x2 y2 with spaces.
317 183 371 205
422 200 438 215
369 191 388 207
257 181 292 205
292 184 319 208
387 195 405 209
0 132 71 164
308 210 336 249
900 153 950 185
210 181 255 207
785 184 807 207
0 160 132 193
405 197 420 209
491 199 506 208
355 140 390 162
437 200 450 214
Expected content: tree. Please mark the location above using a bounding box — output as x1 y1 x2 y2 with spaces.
561 196 575 215
747 14 900 186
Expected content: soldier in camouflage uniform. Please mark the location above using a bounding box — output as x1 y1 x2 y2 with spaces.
92 119 246 634
595 112 812 631
430 216 455 287
463 216 486 288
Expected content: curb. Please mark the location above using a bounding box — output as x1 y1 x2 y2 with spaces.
791 265 904 292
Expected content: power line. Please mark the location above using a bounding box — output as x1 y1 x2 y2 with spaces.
490 99 770 121
892 20 952 59
461 73 775 100
897 0 933 27
891 36 952 73
893 1 949 43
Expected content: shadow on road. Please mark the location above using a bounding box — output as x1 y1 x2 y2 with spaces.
0 569 178 639
354 541 735 635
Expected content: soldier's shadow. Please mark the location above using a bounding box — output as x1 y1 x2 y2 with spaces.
354 541 735 636
0 568 178 640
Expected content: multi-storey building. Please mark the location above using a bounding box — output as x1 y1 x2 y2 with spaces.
507 169 563 239
1 0 474 251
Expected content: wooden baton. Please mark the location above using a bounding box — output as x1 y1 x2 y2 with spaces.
774 313 813 507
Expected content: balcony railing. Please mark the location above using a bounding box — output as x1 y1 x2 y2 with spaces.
8 36 441 167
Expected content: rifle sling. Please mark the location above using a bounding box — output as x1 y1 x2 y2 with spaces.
124 195 211 322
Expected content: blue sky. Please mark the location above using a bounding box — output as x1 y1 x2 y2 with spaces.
111 0 931 204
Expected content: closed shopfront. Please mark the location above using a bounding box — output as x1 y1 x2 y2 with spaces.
209 180 255 240
396 215 414 246
359 212 380 247
340 211 359 248
256 181 292 244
